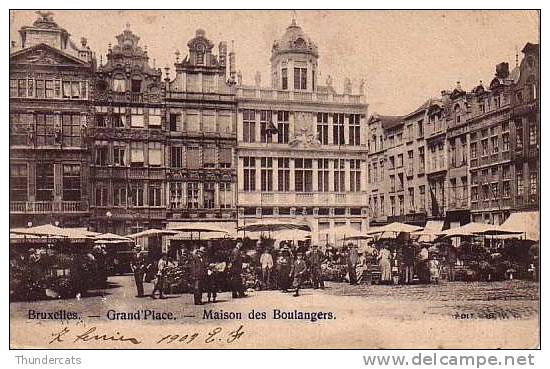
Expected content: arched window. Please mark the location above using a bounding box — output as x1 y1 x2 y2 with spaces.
113 75 126 92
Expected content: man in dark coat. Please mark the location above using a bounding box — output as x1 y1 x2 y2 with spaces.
276 248 292 292
290 252 308 297
190 247 208 305
228 242 246 298
402 242 415 284
308 244 325 289
346 244 359 285
130 245 147 297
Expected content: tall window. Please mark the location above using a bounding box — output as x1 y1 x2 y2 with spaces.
243 109 256 143
408 187 415 209
169 182 184 209
334 159 345 192
170 146 183 168
260 157 273 191
470 142 477 159
203 182 215 209
529 119 537 146
243 157 256 191
62 164 81 201
129 184 144 207
112 145 126 166
502 133 510 151
418 147 425 172
130 142 145 167
149 184 162 207
390 196 396 215
407 150 414 174
95 144 109 166
481 139 488 156
529 169 537 202
113 76 126 92
294 67 307 90
169 113 180 132
281 68 288 90
260 110 273 143
62 114 81 147
380 195 385 216
516 164 524 196
112 107 125 128
277 158 290 192
219 182 233 208
350 159 361 192
349 114 361 145
187 183 199 208
142 147 158 169
219 148 232 168
417 119 424 138
390 175 395 192
36 164 54 201
419 185 425 210
317 159 329 192
294 158 312 192
113 185 127 207
333 113 345 145
317 113 329 145
277 111 289 144
515 120 523 149
491 136 499 153
36 113 55 146
203 147 216 169
10 164 27 201
186 147 201 169
130 107 144 128
95 185 109 207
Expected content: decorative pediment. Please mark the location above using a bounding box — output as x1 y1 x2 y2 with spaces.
10 43 88 67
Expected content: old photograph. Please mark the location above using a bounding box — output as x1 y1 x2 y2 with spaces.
9 9 540 349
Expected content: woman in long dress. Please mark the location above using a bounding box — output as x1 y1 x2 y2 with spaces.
378 247 392 283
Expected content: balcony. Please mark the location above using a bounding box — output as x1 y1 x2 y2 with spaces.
10 201 89 214
238 191 368 207
92 166 166 180
237 86 365 105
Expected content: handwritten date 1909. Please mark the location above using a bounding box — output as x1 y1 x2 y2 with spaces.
157 325 245 345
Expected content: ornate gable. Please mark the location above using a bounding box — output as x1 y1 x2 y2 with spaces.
10 43 89 67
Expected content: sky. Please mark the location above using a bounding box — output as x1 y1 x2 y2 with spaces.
10 10 539 115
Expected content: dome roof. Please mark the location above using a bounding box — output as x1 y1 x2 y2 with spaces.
272 18 318 58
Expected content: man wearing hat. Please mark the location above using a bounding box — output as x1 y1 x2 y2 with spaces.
290 252 307 297
130 245 147 297
346 243 359 285
228 242 246 298
276 247 292 292
191 246 208 305
308 244 325 289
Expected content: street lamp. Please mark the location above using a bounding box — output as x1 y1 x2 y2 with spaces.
106 211 112 233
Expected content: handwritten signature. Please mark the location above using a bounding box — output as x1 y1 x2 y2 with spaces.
49 325 245 346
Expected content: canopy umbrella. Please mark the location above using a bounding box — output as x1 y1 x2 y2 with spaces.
366 222 423 235
94 239 133 245
126 229 180 239
237 219 311 233
318 225 367 241
438 222 496 238
168 222 234 240
271 228 311 241
94 232 132 241
10 224 93 239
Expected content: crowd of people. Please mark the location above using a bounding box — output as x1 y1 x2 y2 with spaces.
129 238 461 305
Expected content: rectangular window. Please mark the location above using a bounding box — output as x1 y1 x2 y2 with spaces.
516 165 524 196
131 114 144 128
407 150 414 175
408 187 415 210
35 113 55 146
419 147 425 172
219 182 233 209
129 184 144 207
45 80 54 98
62 114 81 147
390 196 396 216
397 154 404 168
529 121 537 146
170 146 183 168
470 142 477 159
515 120 523 149
529 169 537 199
203 147 216 168
380 195 385 215
219 148 232 168
260 110 273 143
243 157 256 192
112 107 125 128
169 113 180 132
332 113 345 145
36 79 45 98
471 186 478 202
187 183 199 208
203 182 215 208
294 67 307 90
96 114 107 128
243 109 256 143
390 175 395 192
277 111 289 144
281 68 288 90
349 114 361 145
419 185 425 210
417 119 424 138
36 164 54 201
491 136 499 153
481 139 488 156
113 185 127 207
350 159 361 192
95 144 109 166
503 181 511 198
148 184 162 207
334 159 345 192
169 182 184 209
130 142 145 167
317 113 329 145
113 145 126 166
10 79 18 97
260 157 273 191
95 185 109 207
10 164 28 201
502 133 510 151
148 108 162 127
294 158 312 192
317 159 329 192
277 158 290 192
186 147 201 169
62 164 81 201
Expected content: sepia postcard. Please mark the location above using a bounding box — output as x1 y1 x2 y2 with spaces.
9 9 540 349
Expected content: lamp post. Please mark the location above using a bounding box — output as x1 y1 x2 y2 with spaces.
106 211 112 233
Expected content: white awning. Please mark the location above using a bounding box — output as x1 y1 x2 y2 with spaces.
501 211 539 241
